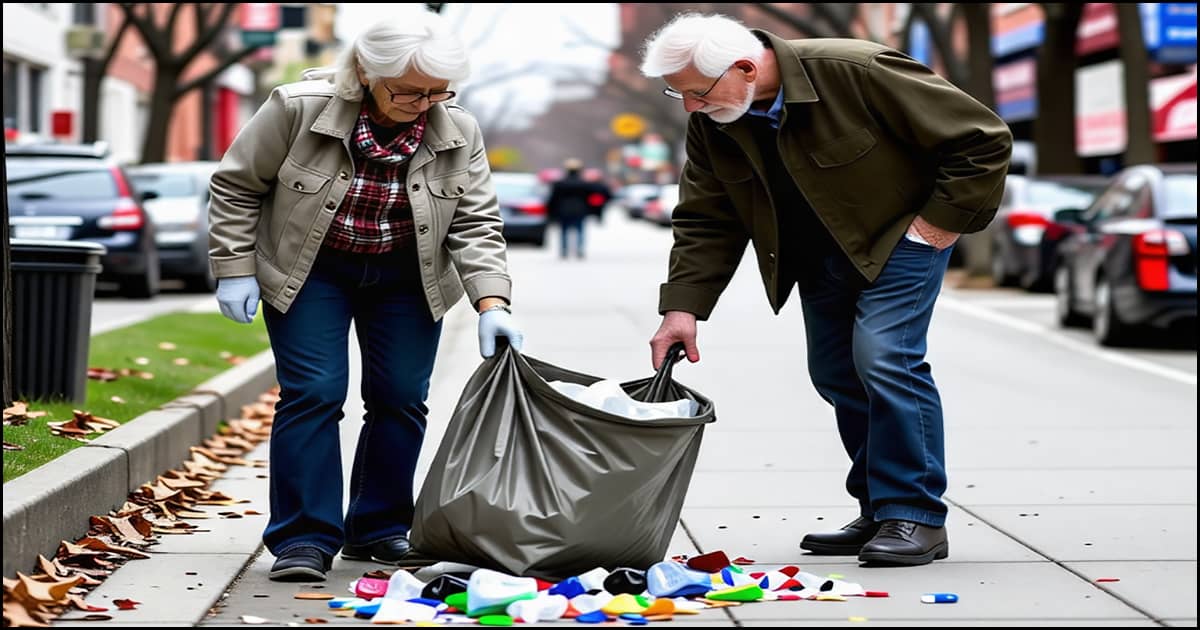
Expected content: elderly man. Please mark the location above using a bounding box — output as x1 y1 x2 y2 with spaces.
639 13 1012 566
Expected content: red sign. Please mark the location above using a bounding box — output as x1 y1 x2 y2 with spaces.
1151 72 1198 142
240 4 280 31
1076 3 1119 56
51 111 74 138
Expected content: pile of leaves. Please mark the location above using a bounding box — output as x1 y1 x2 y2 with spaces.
2 388 279 627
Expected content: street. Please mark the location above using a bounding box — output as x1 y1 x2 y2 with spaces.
64 211 1197 626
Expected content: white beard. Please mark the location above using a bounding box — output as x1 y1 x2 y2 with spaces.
702 81 757 124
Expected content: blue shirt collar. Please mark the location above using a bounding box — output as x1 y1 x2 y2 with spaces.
743 88 785 128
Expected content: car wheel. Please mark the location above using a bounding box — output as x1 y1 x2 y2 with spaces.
1054 265 1087 328
183 268 217 293
991 250 1016 287
1093 277 1135 347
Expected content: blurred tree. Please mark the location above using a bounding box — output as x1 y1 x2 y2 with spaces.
117 3 264 164
1034 3 1085 174
752 4 993 109
1116 2 1154 166
81 18 132 143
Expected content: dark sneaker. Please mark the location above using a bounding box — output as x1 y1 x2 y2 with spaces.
800 516 881 555
858 520 949 566
268 546 331 582
341 535 412 565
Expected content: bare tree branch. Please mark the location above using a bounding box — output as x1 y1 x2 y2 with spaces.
750 3 840 38
101 16 132 70
180 3 235 65
119 3 167 61
165 3 184 43
467 3 513 50
174 44 264 99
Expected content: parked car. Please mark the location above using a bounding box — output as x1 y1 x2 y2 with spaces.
613 183 661 220
1054 164 1197 346
990 174 1109 291
491 171 547 246
642 184 679 227
6 142 159 298
127 161 219 292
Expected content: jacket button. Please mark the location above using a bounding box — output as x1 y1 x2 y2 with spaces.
325 200 336 210
418 225 429 234
412 183 421 191
294 182 304 191
338 171 348 180
423 261 432 268
768 252 776 262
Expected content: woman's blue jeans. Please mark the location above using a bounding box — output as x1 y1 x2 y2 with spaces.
261 249 441 558
799 238 953 527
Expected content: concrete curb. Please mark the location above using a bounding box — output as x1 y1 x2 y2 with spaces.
1 349 276 578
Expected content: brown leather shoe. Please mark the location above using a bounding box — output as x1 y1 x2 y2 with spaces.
800 516 882 555
858 520 949 566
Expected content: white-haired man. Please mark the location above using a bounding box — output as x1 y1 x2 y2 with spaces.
640 13 1012 566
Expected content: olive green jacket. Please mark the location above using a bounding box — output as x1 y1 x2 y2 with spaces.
663 32 1013 319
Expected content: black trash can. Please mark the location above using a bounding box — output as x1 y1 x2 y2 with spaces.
10 239 106 403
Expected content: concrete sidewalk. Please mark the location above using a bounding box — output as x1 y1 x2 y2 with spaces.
28 215 1198 626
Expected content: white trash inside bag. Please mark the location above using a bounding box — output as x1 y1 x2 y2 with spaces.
548 379 699 419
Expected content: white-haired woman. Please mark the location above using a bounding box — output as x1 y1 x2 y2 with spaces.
208 12 524 582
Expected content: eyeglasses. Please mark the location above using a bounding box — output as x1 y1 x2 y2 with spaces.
663 67 730 100
380 82 456 105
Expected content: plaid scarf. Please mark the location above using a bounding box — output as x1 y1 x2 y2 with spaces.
322 109 427 254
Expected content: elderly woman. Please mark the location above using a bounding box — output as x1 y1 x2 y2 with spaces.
208 12 523 581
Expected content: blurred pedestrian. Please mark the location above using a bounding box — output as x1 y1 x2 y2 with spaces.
208 12 524 582
546 158 607 259
640 13 1012 566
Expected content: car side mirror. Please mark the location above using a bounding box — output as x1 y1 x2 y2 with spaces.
1053 208 1086 224
140 190 160 202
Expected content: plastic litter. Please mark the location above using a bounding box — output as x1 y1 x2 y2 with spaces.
921 593 958 604
548 379 699 419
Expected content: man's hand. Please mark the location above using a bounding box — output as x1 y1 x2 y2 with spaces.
650 311 699 369
908 215 960 250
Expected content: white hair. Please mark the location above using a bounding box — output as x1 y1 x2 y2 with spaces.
302 11 470 101
640 13 765 78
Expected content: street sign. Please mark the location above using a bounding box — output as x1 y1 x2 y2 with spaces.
65 26 104 59
611 113 646 140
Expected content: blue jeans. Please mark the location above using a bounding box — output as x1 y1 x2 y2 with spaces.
261 249 442 558
559 218 586 258
799 238 953 527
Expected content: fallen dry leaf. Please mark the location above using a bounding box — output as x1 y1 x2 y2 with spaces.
304 618 329 624
75 537 150 559
241 614 271 624
157 342 177 350
244 510 263 516
87 367 119 382
133 357 150 366
110 396 126 404
172 357 190 366
4 441 24 450
113 599 140 610
294 592 335 600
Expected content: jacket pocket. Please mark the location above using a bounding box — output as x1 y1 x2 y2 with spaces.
810 128 877 168
428 171 470 199
278 159 333 195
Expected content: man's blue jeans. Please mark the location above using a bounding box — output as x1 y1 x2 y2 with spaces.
559 217 586 258
261 249 441 558
799 238 953 527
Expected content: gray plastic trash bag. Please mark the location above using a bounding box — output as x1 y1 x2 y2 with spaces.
410 343 716 579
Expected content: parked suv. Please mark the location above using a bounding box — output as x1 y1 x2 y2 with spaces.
6 142 159 298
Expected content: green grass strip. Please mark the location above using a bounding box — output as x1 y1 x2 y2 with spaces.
3 312 270 482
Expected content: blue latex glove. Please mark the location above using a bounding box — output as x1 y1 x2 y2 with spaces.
216 276 260 324
478 307 524 358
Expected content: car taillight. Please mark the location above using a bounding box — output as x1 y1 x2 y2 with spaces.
1007 210 1048 246
98 199 145 231
514 202 546 216
1133 229 1189 291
